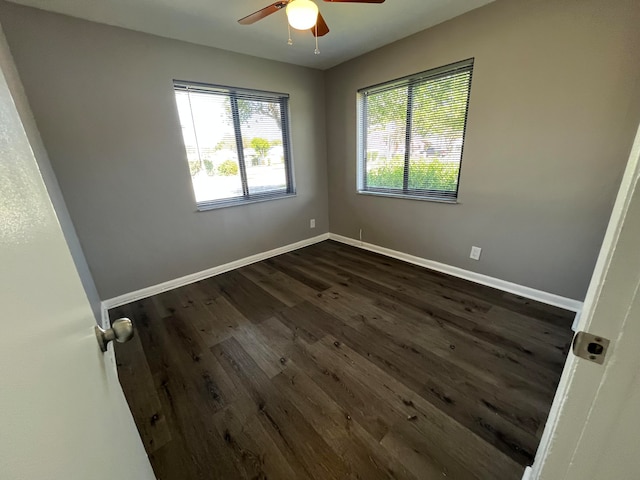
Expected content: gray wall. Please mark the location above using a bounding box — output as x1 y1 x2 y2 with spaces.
0 1 329 300
3 0 639 303
325 0 640 301
0 22 102 323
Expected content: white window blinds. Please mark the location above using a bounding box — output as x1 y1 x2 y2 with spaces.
174 81 295 210
358 59 473 202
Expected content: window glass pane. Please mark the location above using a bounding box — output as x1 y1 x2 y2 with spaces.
175 90 243 203
237 99 288 196
408 71 470 192
174 83 294 209
358 59 473 201
364 87 407 190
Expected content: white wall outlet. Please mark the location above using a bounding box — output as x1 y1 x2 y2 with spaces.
470 246 482 260
310 219 316 229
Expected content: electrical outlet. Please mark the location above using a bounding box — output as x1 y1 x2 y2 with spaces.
470 246 482 260
310 219 315 229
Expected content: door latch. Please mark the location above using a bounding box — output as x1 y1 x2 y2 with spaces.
572 331 610 365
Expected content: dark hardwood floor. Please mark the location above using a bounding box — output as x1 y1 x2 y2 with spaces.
110 240 574 480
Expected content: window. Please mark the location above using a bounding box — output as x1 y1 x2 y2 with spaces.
174 81 295 210
357 59 473 202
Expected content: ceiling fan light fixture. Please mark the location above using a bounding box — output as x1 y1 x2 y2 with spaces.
286 0 319 30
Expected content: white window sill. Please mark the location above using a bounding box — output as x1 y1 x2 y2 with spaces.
357 190 458 204
196 192 297 211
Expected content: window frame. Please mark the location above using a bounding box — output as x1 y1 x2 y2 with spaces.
356 58 474 203
173 80 296 211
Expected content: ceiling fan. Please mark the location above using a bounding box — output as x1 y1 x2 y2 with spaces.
238 0 385 40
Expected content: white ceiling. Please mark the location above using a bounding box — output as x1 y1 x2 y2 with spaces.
6 0 493 69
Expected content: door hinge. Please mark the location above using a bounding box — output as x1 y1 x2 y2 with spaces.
572 331 610 365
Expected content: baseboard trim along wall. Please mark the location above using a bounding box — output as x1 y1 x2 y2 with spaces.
328 233 584 314
102 233 331 312
102 231 583 323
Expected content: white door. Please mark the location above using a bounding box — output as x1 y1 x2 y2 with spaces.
0 42 155 480
532 124 640 479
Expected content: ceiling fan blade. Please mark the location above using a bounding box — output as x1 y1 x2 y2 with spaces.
238 1 289 25
311 12 330 37
323 0 385 3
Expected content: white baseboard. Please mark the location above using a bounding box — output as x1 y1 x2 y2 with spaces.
102 231 582 321
102 233 330 312
522 466 533 480
328 233 583 313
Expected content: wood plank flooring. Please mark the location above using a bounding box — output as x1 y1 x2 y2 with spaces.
110 240 574 480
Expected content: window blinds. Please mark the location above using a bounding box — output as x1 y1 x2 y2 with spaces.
358 58 473 201
174 81 295 209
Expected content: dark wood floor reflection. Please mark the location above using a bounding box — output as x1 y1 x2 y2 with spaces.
110 240 574 480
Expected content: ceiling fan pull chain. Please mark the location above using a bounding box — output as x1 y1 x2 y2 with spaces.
287 23 293 45
314 22 320 54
